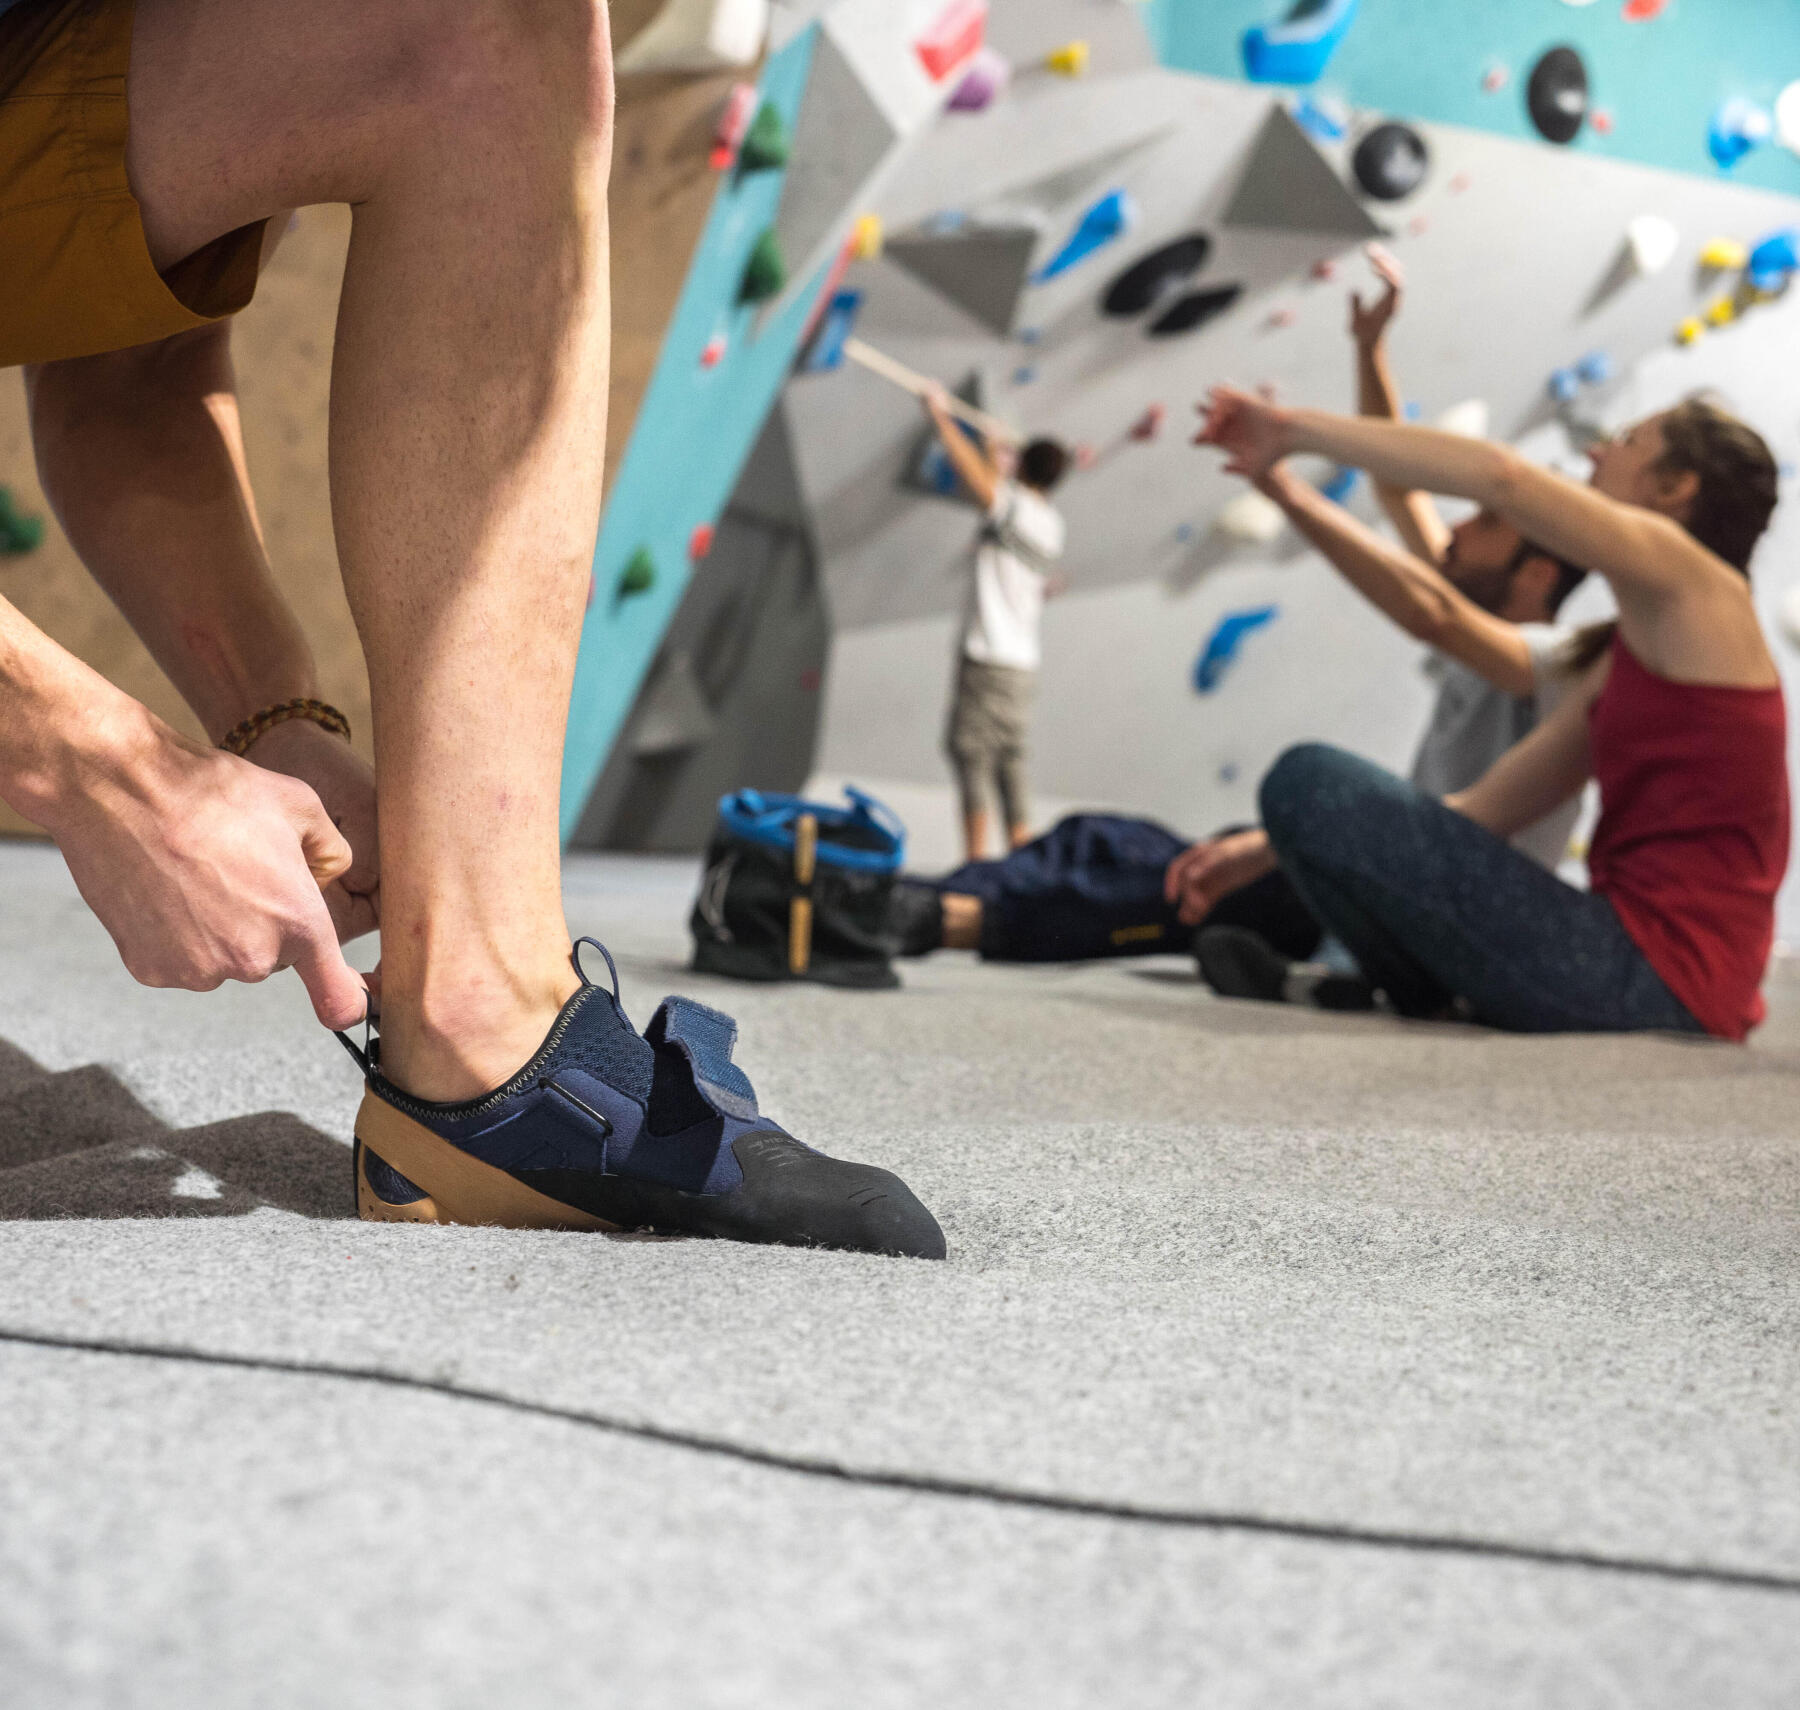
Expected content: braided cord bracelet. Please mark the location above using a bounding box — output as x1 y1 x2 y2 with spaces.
218 698 352 757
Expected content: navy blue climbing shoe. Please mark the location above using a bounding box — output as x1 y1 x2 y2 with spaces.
343 940 946 1259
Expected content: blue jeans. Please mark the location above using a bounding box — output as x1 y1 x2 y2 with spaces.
1259 744 1705 1035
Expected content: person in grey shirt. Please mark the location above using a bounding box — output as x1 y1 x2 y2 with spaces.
1169 249 1590 1005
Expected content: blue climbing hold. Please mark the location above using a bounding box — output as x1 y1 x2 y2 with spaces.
1194 606 1279 694
1709 98 1772 170
1032 189 1135 285
1576 350 1613 386
801 289 863 373
1292 96 1348 143
1747 229 1800 292
1549 368 1581 404
1317 466 1359 504
1242 0 1358 87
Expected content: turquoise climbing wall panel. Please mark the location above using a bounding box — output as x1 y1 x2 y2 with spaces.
560 26 841 840
1144 0 1800 194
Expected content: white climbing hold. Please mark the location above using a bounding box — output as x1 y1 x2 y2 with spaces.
1434 399 1491 440
1777 81 1800 156
617 0 769 75
1625 214 1680 278
1215 489 1286 544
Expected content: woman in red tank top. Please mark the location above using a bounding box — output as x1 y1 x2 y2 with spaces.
1190 392 1787 1039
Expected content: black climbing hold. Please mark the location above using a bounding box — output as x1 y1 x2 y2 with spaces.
1147 283 1243 338
1351 122 1430 201
1102 235 1212 319
1527 45 1588 146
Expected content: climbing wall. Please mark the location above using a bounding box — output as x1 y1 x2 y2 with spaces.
571 400 829 851
760 0 1800 910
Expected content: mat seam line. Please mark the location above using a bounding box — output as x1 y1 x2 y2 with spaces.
4 1325 1795 1597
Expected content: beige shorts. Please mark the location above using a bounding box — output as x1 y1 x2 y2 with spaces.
945 655 1035 827
1 0 266 369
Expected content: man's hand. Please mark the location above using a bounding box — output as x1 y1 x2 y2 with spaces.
1348 242 1405 350
243 717 379 944
1163 828 1279 927
1194 386 1296 480
48 714 369 1029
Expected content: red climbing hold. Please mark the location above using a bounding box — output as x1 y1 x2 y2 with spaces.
914 0 986 83
689 523 716 561
1622 0 1669 20
1129 403 1166 442
701 335 727 369
709 82 757 171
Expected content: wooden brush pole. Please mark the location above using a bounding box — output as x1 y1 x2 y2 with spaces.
841 338 1022 446
788 813 818 976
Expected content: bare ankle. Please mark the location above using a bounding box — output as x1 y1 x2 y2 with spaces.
377 955 580 1102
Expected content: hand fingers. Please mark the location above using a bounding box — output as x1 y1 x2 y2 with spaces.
291 790 353 885
287 897 370 1031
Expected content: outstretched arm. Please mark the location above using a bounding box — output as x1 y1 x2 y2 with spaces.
1258 464 1537 695
1446 658 1605 839
1197 389 1719 608
925 390 1002 512
1350 245 1451 564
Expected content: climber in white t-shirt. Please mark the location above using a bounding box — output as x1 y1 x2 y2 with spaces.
921 387 1070 860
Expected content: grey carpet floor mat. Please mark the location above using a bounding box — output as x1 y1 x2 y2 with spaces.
1 846 1796 1707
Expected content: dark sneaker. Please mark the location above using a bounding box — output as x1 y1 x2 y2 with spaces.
343 940 946 1259
1196 925 1376 1011
1195 925 1292 1002
886 879 944 957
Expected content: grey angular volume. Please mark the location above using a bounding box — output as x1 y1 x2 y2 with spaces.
885 225 1040 337
1222 103 1382 238
770 29 901 303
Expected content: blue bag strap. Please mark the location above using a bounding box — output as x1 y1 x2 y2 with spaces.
716 786 904 874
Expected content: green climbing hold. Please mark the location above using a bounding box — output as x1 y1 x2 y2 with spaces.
617 546 657 601
739 228 787 304
0 487 45 556
738 102 791 172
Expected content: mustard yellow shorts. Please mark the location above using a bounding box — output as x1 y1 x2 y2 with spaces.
0 0 265 369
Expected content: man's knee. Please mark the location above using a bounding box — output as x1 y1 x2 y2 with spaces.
418 0 613 142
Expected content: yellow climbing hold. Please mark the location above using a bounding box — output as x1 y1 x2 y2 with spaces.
850 213 884 261
1675 317 1705 345
1046 40 1089 76
1704 295 1738 326
1699 237 1748 270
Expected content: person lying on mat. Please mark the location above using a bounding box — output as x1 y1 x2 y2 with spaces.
1189 386 1786 1039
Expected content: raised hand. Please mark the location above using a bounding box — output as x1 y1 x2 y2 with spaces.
1348 242 1405 349
1162 828 1279 927
1193 385 1296 480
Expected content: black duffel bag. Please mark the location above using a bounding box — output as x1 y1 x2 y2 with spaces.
690 787 905 989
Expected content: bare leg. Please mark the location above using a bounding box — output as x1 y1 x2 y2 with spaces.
125 0 614 1098
941 893 982 951
961 806 989 862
